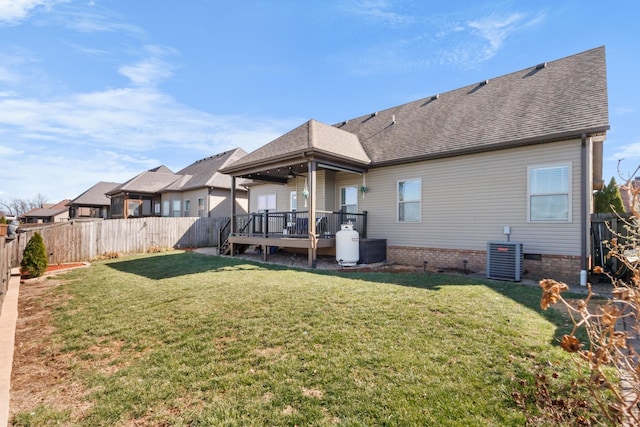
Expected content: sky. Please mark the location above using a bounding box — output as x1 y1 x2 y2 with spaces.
0 0 638 204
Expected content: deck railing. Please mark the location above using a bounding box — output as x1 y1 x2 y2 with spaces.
231 210 367 239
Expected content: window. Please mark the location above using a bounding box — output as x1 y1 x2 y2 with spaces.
258 194 276 211
197 198 205 217
290 191 297 211
128 200 142 217
340 186 358 213
398 179 421 222
142 199 152 216
528 164 571 222
162 201 170 217
172 200 181 217
184 200 191 217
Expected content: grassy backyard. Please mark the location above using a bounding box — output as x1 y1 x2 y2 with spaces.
11 251 600 426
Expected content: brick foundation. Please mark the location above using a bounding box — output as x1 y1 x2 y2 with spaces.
387 246 582 285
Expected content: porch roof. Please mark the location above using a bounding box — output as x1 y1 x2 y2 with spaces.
220 119 371 180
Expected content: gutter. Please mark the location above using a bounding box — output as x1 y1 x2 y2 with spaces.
580 133 589 286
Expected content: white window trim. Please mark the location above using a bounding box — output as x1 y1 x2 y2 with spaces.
340 185 358 213
397 177 422 223
527 163 572 223
197 197 206 217
290 191 297 211
257 194 276 212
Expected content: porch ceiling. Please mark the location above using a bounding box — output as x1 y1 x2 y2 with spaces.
237 156 368 184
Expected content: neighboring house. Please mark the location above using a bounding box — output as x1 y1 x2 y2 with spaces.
161 148 249 219
20 200 71 224
220 47 609 284
106 149 249 219
67 181 120 219
106 165 178 219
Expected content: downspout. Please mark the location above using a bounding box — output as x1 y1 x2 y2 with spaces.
580 134 590 286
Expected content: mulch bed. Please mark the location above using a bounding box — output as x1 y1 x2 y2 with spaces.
20 263 88 280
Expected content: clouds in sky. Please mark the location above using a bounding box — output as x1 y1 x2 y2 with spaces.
340 1 545 74
0 0 549 202
0 0 60 25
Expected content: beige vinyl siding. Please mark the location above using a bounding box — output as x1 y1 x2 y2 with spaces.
210 188 247 218
318 170 340 212
337 139 583 256
249 170 336 212
249 183 290 212
179 189 208 217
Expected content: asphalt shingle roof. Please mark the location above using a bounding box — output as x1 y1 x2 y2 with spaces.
68 181 120 206
106 148 249 195
225 120 370 171
166 148 249 191
338 46 609 165
223 46 609 172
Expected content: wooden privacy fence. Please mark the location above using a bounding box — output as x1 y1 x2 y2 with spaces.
6 217 227 267
590 212 634 272
0 237 12 300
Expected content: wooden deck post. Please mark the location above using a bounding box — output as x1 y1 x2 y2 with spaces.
230 176 236 256
308 161 317 268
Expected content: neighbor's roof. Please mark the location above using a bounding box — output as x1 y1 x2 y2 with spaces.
68 181 120 206
165 148 249 191
21 200 71 218
107 149 250 196
224 46 609 172
106 166 181 195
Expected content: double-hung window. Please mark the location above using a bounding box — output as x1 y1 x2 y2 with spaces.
398 178 421 222
258 194 276 212
528 164 571 222
340 186 358 213
184 200 191 217
197 198 205 217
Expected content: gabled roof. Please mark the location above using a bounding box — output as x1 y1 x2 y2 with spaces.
107 149 249 196
106 166 181 195
68 181 120 206
338 46 608 165
222 46 609 173
165 148 249 191
221 120 371 173
21 200 71 218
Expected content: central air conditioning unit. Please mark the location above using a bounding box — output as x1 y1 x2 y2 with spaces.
486 241 524 281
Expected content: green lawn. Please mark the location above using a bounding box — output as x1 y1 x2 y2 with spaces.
13 251 600 426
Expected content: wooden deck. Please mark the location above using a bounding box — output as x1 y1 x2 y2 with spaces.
228 235 336 249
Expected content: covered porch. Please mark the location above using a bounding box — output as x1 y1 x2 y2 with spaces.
218 120 372 267
221 209 368 266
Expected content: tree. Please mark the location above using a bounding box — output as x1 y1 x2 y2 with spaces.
20 232 48 278
0 193 49 216
594 177 625 213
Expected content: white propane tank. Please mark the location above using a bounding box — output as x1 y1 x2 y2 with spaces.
336 223 359 266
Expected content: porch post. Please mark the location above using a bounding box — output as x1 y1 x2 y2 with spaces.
230 176 236 256
308 160 317 268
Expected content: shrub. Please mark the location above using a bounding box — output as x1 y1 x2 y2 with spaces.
20 232 48 278
539 168 640 425
0 216 7 224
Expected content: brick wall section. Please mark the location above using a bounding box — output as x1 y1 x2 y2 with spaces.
387 246 582 285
